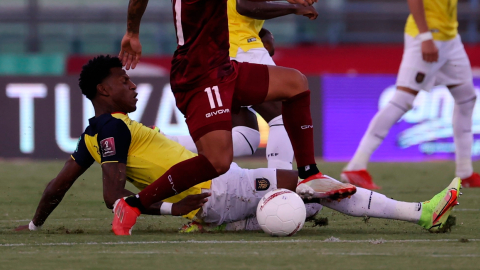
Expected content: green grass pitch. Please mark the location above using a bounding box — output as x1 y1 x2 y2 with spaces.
0 158 479 269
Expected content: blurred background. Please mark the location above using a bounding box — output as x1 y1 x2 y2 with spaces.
0 0 479 161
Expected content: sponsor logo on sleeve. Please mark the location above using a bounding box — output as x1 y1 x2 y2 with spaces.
100 137 116 157
255 177 271 191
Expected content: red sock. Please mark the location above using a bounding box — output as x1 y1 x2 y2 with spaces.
137 154 219 208
282 90 316 168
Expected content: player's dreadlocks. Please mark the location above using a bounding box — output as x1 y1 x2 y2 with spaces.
79 55 123 100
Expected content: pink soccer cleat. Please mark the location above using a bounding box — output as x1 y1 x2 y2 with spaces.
112 198 141 235
461 172 480 188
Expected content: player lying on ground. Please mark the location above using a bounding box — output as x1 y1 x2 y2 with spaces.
341 0 480 189
17 56 460 234
166 0 318 170
113 0 337 235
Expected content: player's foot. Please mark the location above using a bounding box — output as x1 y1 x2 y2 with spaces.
297 173 356 201
340 170 381 190
179 221 226 233
461 172 480 188
112 198 141 236
418 177 461 233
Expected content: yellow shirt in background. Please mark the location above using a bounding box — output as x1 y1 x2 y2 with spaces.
405 0 458 41
228 0 266 57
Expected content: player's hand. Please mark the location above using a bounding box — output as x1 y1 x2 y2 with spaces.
119 33 142 70
421 39 438 62
171 193 211 216
286 0 317 7
14 225 30 231
295 5 318 20
260 29 275 57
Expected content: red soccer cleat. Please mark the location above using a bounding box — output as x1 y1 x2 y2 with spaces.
112 198 141 236
296 173 356 201
461 172 480 188
340 170 381 190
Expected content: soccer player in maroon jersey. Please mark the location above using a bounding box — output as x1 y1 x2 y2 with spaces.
112 0 355 235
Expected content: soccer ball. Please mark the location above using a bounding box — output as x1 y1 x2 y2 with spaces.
256 189 306 237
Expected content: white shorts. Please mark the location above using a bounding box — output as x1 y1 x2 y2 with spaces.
197 162 278 225
396 34 473 91
231 47 276 66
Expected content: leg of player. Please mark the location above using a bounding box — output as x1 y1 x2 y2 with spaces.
256 65 356 199
318 177 461 232
166 107 260 157
341 87 418 189
448 83 480 187
262 66 318 178
252 101 294 170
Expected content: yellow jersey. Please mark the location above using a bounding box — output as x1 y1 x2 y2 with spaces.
71 112 211 219
405 0 458 41
227 0 265 57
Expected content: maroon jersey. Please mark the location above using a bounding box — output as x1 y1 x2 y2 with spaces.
170 0 234 92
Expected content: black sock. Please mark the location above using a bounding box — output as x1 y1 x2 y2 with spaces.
298 164 320 179
124 195 146 212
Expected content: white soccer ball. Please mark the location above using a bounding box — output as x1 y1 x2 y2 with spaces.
256 189 306 237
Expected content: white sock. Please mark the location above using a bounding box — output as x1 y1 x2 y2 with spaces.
346 90 416 171
165 126 259 157
165 135 198 153
232 126 260 157
449 83 476 179
306 203 323 218
320 187 422 223
266 115 294 170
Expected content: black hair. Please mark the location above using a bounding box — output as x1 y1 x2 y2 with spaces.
78 55 123 100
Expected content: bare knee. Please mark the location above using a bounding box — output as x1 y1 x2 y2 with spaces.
207 155 232 175
287 69 308 97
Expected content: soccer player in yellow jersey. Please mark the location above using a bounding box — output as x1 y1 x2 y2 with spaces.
168 0 318 170
342 0 480 189
18 56 461 234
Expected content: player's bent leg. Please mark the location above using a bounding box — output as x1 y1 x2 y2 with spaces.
448 83 479 186
263 65 308 102
264 65 318 179
195 130 234 175
252 102 294 170
342 87 417 189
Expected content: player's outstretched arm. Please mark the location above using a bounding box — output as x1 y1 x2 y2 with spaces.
407 0 438 62
15 158 89 231
236 0 318 20
119 0 149 70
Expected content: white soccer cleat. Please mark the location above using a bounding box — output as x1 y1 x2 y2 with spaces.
297 173 357 201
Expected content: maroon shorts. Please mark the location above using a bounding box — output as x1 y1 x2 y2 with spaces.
174 61 269 141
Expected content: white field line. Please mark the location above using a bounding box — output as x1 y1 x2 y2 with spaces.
1 209 477 223
6 250 480 257
0 238 479 247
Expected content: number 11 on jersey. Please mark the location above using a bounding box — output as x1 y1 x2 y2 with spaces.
205 86 223 109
